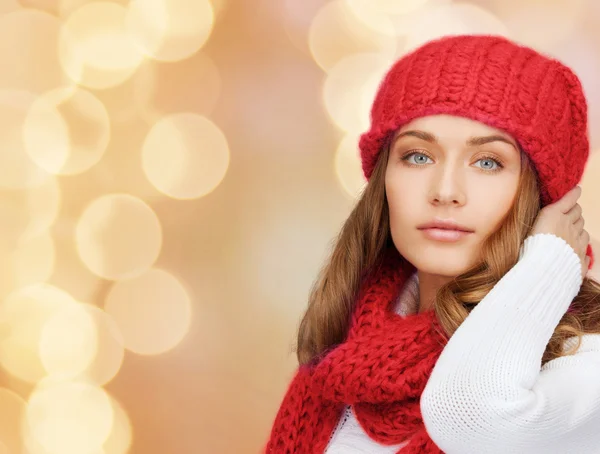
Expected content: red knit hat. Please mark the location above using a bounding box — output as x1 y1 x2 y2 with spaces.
359 34 594 270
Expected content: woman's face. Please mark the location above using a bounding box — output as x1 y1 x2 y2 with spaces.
385 114 522 278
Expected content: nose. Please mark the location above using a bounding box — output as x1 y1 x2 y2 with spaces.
429 165 466 206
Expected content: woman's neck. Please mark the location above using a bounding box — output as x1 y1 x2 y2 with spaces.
417 271 453 313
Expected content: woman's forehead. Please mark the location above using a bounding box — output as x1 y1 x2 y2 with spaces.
393 114 517 147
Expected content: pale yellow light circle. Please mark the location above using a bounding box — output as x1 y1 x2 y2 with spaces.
0 9 70 94
39 302 98 380
26 380 113 454
335 134 367 199
0 0 20 14
486 0 586 53
104 268 192 355
58 0 129 17
346 0 430 16
0 388 27 454
22 93 71 176
211 0 227 17
322 53 392 133
56 0 224 22
308 0 398 72
47 230 102 305
133 53 221 125
0 177 60 260
75 194 163 280
403 3 509 53
283 0 329 57
58 2 146 89
103 396 132 454
74 304 125 386
25 87 111 175
308 0 397 73
17 0 56 15
13 231 56 287
126 0 215 62
342 0 434 37
580 149 600 241
142 113 230 199
23 176 62 240
0 284 78 383
0 90 52 189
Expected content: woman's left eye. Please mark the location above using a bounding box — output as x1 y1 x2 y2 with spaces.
475 157 503 171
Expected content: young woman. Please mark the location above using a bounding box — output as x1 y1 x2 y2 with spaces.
264 34 600 453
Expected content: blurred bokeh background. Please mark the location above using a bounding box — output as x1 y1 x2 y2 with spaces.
0 0 598 453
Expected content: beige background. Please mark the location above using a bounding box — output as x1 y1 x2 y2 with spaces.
0 0 598 453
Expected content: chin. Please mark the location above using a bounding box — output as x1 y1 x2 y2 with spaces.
393 234 480 277
418 263 469 278
404 252 475 278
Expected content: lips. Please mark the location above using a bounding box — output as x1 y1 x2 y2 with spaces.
417 219 474 242
417 219 474 232
419 228 473 242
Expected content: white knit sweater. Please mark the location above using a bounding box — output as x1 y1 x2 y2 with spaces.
325 233 600 453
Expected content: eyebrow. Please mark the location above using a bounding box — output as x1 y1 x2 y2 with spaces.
394 130 518 150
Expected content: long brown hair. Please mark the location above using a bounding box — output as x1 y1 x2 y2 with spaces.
296 142 600 367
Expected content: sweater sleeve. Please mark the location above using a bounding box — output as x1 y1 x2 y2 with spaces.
420 233 600 454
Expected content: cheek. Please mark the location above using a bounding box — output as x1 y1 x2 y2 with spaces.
386 179 416 228
471 183 518 233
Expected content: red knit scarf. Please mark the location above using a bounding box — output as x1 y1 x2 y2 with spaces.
264 248 448 453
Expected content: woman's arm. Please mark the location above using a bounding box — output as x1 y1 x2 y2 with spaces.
421 233 600 454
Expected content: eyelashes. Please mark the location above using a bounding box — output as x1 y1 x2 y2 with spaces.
399 150 505 173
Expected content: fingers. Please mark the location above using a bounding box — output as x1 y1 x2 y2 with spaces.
556 185 582 213
567 203 583 223
580 229 590 245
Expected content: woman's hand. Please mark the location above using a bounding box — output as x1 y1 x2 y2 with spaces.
530 186 590 280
